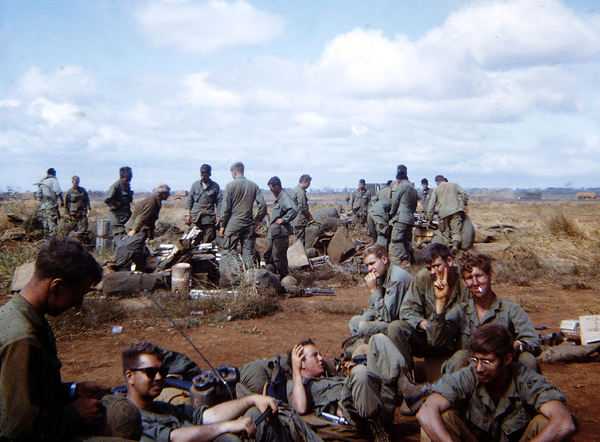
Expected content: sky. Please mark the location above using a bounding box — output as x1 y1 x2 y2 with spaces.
1 0 600 193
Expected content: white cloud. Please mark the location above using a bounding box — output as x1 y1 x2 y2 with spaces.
0 99 20 108
294 112 328 130
136 0 284 53
27 98 85 127
87 125 132 151
13 66 95 100
182 72 242 107
308 0 600 108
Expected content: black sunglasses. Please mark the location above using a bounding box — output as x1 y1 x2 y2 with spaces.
130 366 170 379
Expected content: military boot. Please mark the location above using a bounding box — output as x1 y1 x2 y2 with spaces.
368 418 390 442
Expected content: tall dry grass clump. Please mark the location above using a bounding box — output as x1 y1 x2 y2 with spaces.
546 213 586 239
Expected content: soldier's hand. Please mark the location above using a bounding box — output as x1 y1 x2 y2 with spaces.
218 227 225 238
73 398 102 426
184 214 192 226
433 266 451 303
254 219 260 228
251 394 278 415
364 271 378 292
225 417 256 437
215 215 221 226
291 345 305 373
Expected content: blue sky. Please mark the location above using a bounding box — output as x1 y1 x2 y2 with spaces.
1 0 599 193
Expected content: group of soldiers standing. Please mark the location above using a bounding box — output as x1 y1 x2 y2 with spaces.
350 165 469 266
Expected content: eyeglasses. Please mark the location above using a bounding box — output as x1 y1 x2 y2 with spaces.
130 366 169 379
470 357 494 367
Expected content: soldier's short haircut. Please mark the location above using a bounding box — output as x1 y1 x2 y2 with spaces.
299 174 311 183
434 175 445 183
34 238 103 287
359 179 366 185
396 164 408 181
287 338 317 364
200 164 211 174
230 162 244 174
363 243 388 260
72 175 80 183
421 178 428 185
468 324 514 360
459 252 493 276
47 168 56 176
422 243 452 264
386 180 393 186
122 342 165 374
155 184 171 195
268 176 281 188
120 166 133 179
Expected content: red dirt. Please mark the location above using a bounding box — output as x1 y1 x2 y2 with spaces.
50 282 600 441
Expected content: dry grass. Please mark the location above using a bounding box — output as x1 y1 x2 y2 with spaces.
5 196 600 327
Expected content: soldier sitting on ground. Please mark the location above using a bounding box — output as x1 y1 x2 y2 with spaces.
288 334 409 442
417 324 575 442
349 243 413 336
123 341 291 442
426 252 541 375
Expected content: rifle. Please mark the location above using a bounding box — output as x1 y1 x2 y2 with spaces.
302 288 335 297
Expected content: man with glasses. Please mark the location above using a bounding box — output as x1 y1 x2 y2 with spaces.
426 252 541 374
417 324 574 442
123 342 292 442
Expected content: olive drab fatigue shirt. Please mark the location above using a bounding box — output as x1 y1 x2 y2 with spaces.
186 180 222 225
432 363 566 442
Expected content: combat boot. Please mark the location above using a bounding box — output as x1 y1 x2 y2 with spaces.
368 418 390 442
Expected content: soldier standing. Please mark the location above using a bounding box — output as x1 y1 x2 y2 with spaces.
427 175 468 253
264 177 298 278
349 179 371 226
388 165 418 265
36 168 64 238
218 162 267 285
64 175 91 233
186 164 222 243
103 166 133 238
289 174 313 247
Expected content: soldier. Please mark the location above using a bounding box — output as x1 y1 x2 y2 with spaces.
289 174 313 247
289 335 408 442
186 164 222 243
418 178 432 213
426 252 541 375
104 166 134 238
123 342 291 442
0 238 140 441
349 243 413 335
388 165 418 265
386 244 471 374
417 324 575 442
219 162 267 284
36 167 64 238
427 175 468 253
64 175 91 233
126 184 171 240
349 179 371 226
264 177 298 278
366 180 393 246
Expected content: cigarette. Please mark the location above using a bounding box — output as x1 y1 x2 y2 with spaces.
477 287 484 293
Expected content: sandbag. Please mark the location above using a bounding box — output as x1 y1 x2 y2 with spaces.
461 212 475 249
538 341 600 363
102 272 164 295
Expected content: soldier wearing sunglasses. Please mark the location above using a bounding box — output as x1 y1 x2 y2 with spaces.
123 342 292 442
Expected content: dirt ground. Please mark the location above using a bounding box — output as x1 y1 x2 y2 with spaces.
49 281 600 441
